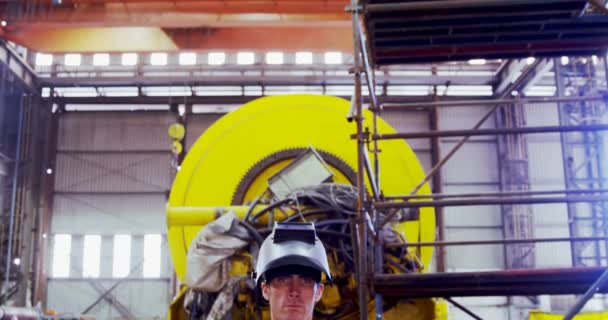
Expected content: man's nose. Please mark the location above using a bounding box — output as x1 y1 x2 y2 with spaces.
287 279 301 297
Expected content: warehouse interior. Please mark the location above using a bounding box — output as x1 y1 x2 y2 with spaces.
2 0 608 319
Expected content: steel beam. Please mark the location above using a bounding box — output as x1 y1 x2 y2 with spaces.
0 41 37 92
493 59 528 97
387 236 608 248
351 1 369 318
375 194 608 209
374 267 608 298
564 268 608 320
365 0 579 13
387 188 608 200
373 124 608 140
382 96 605 110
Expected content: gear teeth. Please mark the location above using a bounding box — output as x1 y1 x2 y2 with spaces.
231 147 357 205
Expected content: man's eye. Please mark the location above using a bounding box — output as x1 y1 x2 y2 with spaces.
276 277 289 284
303 278 315 285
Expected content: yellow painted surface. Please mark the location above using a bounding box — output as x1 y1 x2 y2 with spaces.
529 310 608 320
167 94 435 281
166 94 437 318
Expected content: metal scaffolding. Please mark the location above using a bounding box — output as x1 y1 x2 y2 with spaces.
349 1 608 319
555 56 608 268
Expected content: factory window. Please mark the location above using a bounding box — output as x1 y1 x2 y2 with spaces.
295 52 313 65
93 53 110 66
324 52 342 65
179 52 197 66
143 234 162 278
207 52 226 66
51 234 71 278
35 53 53 66
64 53 81 66
150 52 167 66
468 59 486 65
265 52 284 65
112 235 131 278
121 53 138 66
82 235 101 278
237 52 255 65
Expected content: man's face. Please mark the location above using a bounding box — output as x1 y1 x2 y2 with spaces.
261 274 324 320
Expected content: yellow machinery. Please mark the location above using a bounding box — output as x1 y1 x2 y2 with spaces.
529 310 608 320
166 94 445 319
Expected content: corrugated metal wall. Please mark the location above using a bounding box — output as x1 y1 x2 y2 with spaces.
49 112 176 319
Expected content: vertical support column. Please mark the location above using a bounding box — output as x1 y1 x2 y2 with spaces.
3 93 25 296
429 91 445 272
555 59 580 267
555 57 607 268
350 1 369 318
33 101 60 307
498 101 535 270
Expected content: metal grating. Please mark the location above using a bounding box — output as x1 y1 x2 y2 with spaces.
365 0 608 65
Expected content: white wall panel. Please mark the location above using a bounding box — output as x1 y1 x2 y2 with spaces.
47 280 170 319
527 141 565 186
534 226 572 268
524 103 560 126
439 105 496 131
446 228 504 270
449 306 509 320
52 194 166 234
441 141 499 184
58 112 173 151
54 153 172 192
382 110 430 151
443 185 502 227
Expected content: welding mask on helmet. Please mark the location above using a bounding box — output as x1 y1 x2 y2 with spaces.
253 222 332 287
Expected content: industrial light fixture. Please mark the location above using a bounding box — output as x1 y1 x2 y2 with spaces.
237 52 255 65
526 57 536 65
46 168 53 174
13 258 20 266
64 53 81 66
1 21 6 27
468 59 486 65
592 55 599 65
179 52 196 66
35 53 53 66
560 56 569 65
207 52 225 66
121 53 138 66
295 52 313 65
324 52 342 65
150 52 167 66
265 51 284 65
93 53 110 66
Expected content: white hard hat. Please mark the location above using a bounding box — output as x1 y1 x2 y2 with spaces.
253 222 332 285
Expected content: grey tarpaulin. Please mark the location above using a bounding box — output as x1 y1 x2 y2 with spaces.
185 211 250 292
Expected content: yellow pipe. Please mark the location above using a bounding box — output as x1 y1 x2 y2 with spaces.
166 205 268 227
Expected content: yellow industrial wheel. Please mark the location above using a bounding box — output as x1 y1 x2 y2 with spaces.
167 94 435 282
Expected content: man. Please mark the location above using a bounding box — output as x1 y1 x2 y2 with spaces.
254 222 332 320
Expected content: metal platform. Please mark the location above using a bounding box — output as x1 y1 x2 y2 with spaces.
375 267 608 298
365 0 608 65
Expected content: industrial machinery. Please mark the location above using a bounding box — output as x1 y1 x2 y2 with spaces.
166 94 443 319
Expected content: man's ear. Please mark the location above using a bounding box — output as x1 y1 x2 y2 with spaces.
261 282 270 301
314 284 324 302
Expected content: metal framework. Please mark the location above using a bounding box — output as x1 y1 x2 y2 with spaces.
350 1 608 319
555 56 608 269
